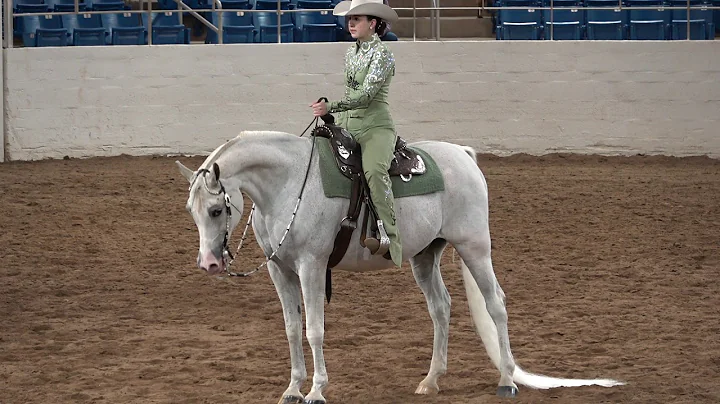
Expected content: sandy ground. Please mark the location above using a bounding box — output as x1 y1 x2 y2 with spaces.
1 152 719 404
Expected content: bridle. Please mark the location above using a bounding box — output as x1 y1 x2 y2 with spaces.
191 105 331 277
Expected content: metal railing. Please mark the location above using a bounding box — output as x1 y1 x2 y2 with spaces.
3 0 719 47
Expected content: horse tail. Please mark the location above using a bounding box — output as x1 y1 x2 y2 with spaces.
459 145 478 164
459 259 625 389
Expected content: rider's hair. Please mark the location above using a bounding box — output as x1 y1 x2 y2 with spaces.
366 15 388 36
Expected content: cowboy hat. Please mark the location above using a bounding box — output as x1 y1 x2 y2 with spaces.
333 0 399 23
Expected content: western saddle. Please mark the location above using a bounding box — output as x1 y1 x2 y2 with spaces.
311 112 427 269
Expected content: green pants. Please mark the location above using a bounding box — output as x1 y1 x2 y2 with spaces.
354 128 403 267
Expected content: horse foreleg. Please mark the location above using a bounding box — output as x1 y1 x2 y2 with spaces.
268 262 307 404
409 238 450 395
299 262 328 404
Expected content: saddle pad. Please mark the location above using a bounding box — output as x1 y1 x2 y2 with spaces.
316 137 445 199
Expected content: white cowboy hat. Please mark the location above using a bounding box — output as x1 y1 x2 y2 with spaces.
333 0 399 23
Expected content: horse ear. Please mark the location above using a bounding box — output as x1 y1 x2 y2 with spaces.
175 160 195 183
212 163 220 182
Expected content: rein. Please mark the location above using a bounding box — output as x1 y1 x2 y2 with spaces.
207 112 327 277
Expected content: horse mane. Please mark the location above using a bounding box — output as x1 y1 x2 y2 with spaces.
189 131 299 202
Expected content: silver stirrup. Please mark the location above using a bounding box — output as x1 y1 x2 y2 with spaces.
364 220 391 256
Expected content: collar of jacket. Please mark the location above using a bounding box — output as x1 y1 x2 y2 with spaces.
355 33 381 53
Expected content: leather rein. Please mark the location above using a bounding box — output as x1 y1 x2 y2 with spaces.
203 100 334 279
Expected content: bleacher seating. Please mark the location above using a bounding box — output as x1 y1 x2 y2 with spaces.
102 11 145 45
254 0 291 9
296 0 332 9
493 0 716 40
294 9 336 42
146 11 191 44
50 0 90 11
62 13 106 45
541 0 585 39
216 0 253 9
6 0 399 46
669 0 714 39
627 0 671 40
90 0 127 11
19 14 67 46
496 0 543 40
205 10 255 43
253 9 294 42
586 0 628 39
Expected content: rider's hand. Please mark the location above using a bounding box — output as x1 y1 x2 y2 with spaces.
310 100 328 117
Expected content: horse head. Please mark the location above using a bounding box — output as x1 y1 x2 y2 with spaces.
177 159 244 275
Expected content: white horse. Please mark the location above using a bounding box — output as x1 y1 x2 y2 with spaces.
176 130 624 404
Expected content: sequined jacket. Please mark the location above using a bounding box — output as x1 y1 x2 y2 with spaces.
328 34 396 136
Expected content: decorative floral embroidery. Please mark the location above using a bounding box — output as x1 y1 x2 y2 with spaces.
329 34 395 113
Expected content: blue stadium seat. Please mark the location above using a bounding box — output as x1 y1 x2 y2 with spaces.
205 11 255 43
585 0 628 39
335 15 351 41
627 0 671 40
294 10 336 42
296 0 332 8
90 0 125 11
496 0 542 40
158 0 202 9
14 3 50 12
102 11 145 45
62 13 106 45
714 0 720 33
49 0 90 11
541 0 585 40
148 11 190 44
218 0 252 9
669 0 714 39
13 2 51 38
13 0 48 15
13 0 46 8
253 10 294 42
255 0 291 9
20 14 67 46
13 2 49 37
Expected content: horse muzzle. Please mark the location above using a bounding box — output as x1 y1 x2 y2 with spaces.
197 251 225 275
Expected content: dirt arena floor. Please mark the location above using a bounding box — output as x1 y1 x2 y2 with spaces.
1 151 719 404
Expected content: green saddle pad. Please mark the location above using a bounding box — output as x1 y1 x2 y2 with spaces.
316 136 445 199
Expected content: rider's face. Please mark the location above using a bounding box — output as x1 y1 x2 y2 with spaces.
347 16 376 40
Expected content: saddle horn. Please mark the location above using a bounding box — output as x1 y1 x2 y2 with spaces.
317 97 335 125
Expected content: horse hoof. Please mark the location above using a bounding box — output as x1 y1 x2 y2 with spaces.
415 384 440 395
302 401 326 404
497 385 518 398
279 396 303 404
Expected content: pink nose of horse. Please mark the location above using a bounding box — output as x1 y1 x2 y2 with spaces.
198 252 224 275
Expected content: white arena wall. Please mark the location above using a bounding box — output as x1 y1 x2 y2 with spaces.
2 41 720 162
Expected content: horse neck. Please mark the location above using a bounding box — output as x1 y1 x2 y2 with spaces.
215 132 308 215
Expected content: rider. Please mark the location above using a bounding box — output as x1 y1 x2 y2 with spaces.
310 0 402 267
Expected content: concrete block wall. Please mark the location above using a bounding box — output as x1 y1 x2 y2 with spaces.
3 41 720 161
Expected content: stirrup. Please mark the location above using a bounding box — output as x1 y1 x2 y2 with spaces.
364 220 390 256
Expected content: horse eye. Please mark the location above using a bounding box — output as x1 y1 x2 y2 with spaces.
210 208 223 218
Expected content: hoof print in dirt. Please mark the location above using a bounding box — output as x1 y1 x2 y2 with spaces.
496 385 518 398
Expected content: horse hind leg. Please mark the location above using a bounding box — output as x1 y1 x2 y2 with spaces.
453 237 519 398
409 238 451 395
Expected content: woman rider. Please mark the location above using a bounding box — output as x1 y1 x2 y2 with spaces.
309 0 402 267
